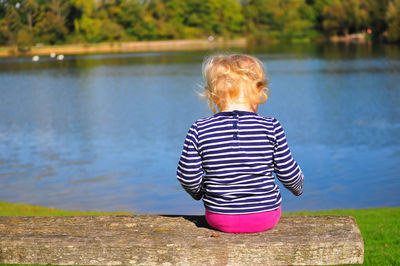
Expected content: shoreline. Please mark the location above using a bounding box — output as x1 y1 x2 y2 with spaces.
0 39 247 58
0 35 374 59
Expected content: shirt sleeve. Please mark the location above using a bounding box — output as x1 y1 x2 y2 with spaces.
176 122 204 200
272 118 304 196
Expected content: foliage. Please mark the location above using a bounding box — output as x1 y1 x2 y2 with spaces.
365 0 390 41
0 0 399 46
117 0 154 40
322 0 369 35
34 11 68 44
243 0 318 43
16 27 34 51
386 0 400 42
0 19 12 45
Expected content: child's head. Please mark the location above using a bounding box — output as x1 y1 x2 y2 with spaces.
202 54 269 113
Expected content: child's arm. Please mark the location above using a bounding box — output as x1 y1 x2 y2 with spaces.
177 123 203 200
272 119 304 196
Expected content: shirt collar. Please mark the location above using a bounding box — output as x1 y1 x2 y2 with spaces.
214 110 258 117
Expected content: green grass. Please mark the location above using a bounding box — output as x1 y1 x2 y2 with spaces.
0 201 399 265
0 201 132 216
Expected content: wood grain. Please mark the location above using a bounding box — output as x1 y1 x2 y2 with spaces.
0 215 364 265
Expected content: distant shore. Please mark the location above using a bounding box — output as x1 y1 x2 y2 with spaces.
0 38 247 58
0 34 375 59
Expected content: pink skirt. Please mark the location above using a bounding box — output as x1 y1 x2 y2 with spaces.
205 206 281 234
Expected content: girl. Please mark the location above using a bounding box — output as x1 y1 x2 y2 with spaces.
177 54 304 233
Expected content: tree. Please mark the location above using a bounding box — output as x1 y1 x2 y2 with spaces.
77 15 103 42
21 0 39 30
70 0 96 17
280 0 316 41
35 11 68 44
117 0 156 40
0 0 398 45
5 6 22 33
306 0 333 33
70 0 104 42
101 19 125 41
218 0 244 35
147 0 175 39
365 0 390 41
0 19 12 45
49 0 69 17
164 0 188 38
243 0 316 42
322 0 369 36
386 0 400 42
16 27 34 51
188 0 243 37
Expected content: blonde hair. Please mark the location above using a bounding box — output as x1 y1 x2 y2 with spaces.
202 54 270 113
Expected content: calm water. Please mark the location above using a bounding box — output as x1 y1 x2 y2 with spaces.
1 43 399 214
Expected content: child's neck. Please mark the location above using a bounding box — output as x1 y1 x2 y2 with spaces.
221 102 258 113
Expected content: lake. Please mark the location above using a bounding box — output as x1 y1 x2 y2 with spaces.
0 43 399 214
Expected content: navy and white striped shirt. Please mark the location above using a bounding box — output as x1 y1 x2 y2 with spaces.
177 110 304 214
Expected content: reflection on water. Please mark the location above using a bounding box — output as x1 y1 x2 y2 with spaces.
0 43 399 214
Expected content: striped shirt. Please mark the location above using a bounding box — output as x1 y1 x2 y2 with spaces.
177 110 304 214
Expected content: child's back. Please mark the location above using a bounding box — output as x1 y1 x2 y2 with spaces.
177 54 304 233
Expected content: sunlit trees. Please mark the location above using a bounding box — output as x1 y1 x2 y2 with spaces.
117 0 156 40
0 19 12 45
22 0 38 30
202 0 243 37
5 5 23 34
282 0 317 41
243 0 316 42
0 0 399 46
164 0 190 38
386 0 400 42
16 27 34 51
364 0 389 41
322 0 369 36
35 11 68 44
70 0 100 42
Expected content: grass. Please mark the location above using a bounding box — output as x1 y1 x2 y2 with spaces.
0 201 399 265
0 201 131 216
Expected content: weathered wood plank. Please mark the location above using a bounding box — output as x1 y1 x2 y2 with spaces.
0 215 363 265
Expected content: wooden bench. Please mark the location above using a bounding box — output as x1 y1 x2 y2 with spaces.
0 215 363 265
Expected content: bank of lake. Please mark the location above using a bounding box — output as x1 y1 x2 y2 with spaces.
0 39 247 58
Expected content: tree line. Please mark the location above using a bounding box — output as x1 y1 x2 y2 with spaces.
0 0 399 49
